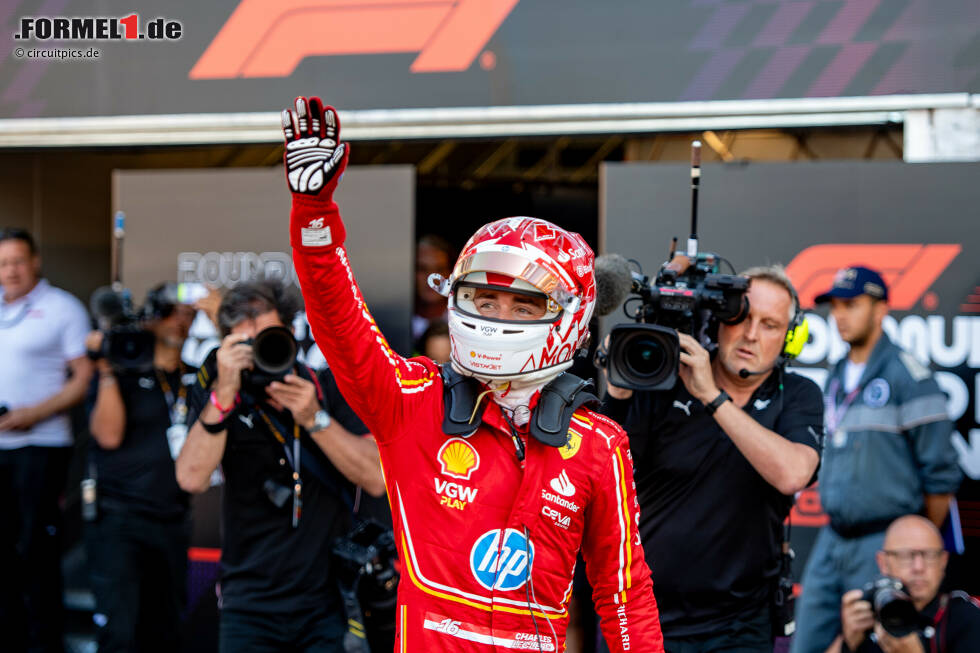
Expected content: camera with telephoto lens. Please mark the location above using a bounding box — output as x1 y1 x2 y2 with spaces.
240 326 298 393
333 520 398 653
597 142 748 391
89 286 156 374
860 576 931 638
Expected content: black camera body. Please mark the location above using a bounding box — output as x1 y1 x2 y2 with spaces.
861 576 930 638
241 326 299 393
332 520 398 653
103 325 156 374
90 286 155 374
605 252 748 391
600 141 749 392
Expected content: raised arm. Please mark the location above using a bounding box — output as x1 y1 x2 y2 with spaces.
283 96 438 440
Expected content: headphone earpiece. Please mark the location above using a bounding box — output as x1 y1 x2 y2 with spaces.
782 309 807 360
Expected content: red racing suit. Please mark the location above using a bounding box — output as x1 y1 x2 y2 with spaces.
291 201 663 652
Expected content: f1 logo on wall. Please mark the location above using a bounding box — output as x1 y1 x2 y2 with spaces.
470 528 533 591
190 0 521 79
786 244 961 310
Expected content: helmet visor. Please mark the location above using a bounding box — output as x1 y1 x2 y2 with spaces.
453 283 561 325
452 249 579 313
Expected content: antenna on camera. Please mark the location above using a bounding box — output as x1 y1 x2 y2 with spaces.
111 211 125 293
688 140 701 258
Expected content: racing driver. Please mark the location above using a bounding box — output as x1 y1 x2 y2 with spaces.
282 96 663 652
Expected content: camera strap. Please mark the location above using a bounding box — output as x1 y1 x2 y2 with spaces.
256 403 357 517
255 408 303 528
155 363 188 426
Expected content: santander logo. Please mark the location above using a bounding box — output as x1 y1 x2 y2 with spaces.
549 469 575 497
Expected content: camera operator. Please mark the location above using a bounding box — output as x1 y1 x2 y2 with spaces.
0 227 93 653
83 283 196 652
602 265 823 650
832 515 980 653
175 279 385 653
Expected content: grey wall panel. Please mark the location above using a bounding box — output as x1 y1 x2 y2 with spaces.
114 165 415 354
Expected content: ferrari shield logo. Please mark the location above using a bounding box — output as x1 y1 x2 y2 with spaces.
559 429 582 460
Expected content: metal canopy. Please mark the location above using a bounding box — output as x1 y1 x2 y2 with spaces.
0 94 973 148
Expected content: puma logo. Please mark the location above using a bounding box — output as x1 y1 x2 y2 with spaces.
673 400 694 417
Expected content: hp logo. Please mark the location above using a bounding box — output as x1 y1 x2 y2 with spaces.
469 528 534 592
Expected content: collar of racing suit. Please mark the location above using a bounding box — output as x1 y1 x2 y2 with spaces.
488 378 541 427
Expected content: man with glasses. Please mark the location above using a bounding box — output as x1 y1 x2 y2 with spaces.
0 227 93 652
793 266 962 653
834 515 980 652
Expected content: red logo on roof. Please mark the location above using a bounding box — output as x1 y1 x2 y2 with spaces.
786 244 961 310
190 0 520 79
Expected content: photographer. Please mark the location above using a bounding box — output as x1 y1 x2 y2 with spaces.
833 515 980 653
84 283 197 652
602 265 823 650
175 279 385 652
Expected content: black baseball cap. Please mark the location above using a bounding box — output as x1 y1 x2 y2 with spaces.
814 266 888 303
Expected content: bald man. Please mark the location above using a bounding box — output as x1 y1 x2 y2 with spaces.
831 515 980 653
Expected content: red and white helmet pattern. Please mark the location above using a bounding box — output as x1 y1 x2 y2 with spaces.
441 217 596 385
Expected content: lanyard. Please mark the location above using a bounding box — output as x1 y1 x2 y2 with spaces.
256 407 303 528
154 364 188 426
825 378 862 435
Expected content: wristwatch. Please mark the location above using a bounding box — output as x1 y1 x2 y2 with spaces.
311 409 332 432
704 390 732 416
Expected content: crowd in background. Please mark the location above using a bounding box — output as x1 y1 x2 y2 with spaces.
1 222 977 653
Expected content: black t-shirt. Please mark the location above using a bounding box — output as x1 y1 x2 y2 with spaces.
846 592 980 652
602 370 823 636
89 366 194 520
187 350 372 615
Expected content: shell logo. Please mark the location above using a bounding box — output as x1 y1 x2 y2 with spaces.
438 438 480 480
470 351 476 358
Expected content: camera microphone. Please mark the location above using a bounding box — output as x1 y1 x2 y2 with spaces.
594 254 635 317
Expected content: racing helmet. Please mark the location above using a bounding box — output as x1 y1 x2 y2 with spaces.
430 217 596 385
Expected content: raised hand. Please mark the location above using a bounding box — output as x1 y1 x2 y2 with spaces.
281 97 348 197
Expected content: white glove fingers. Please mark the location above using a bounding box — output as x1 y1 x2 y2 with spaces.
323 106 338 140
281 109 296 140
295 97 310 135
